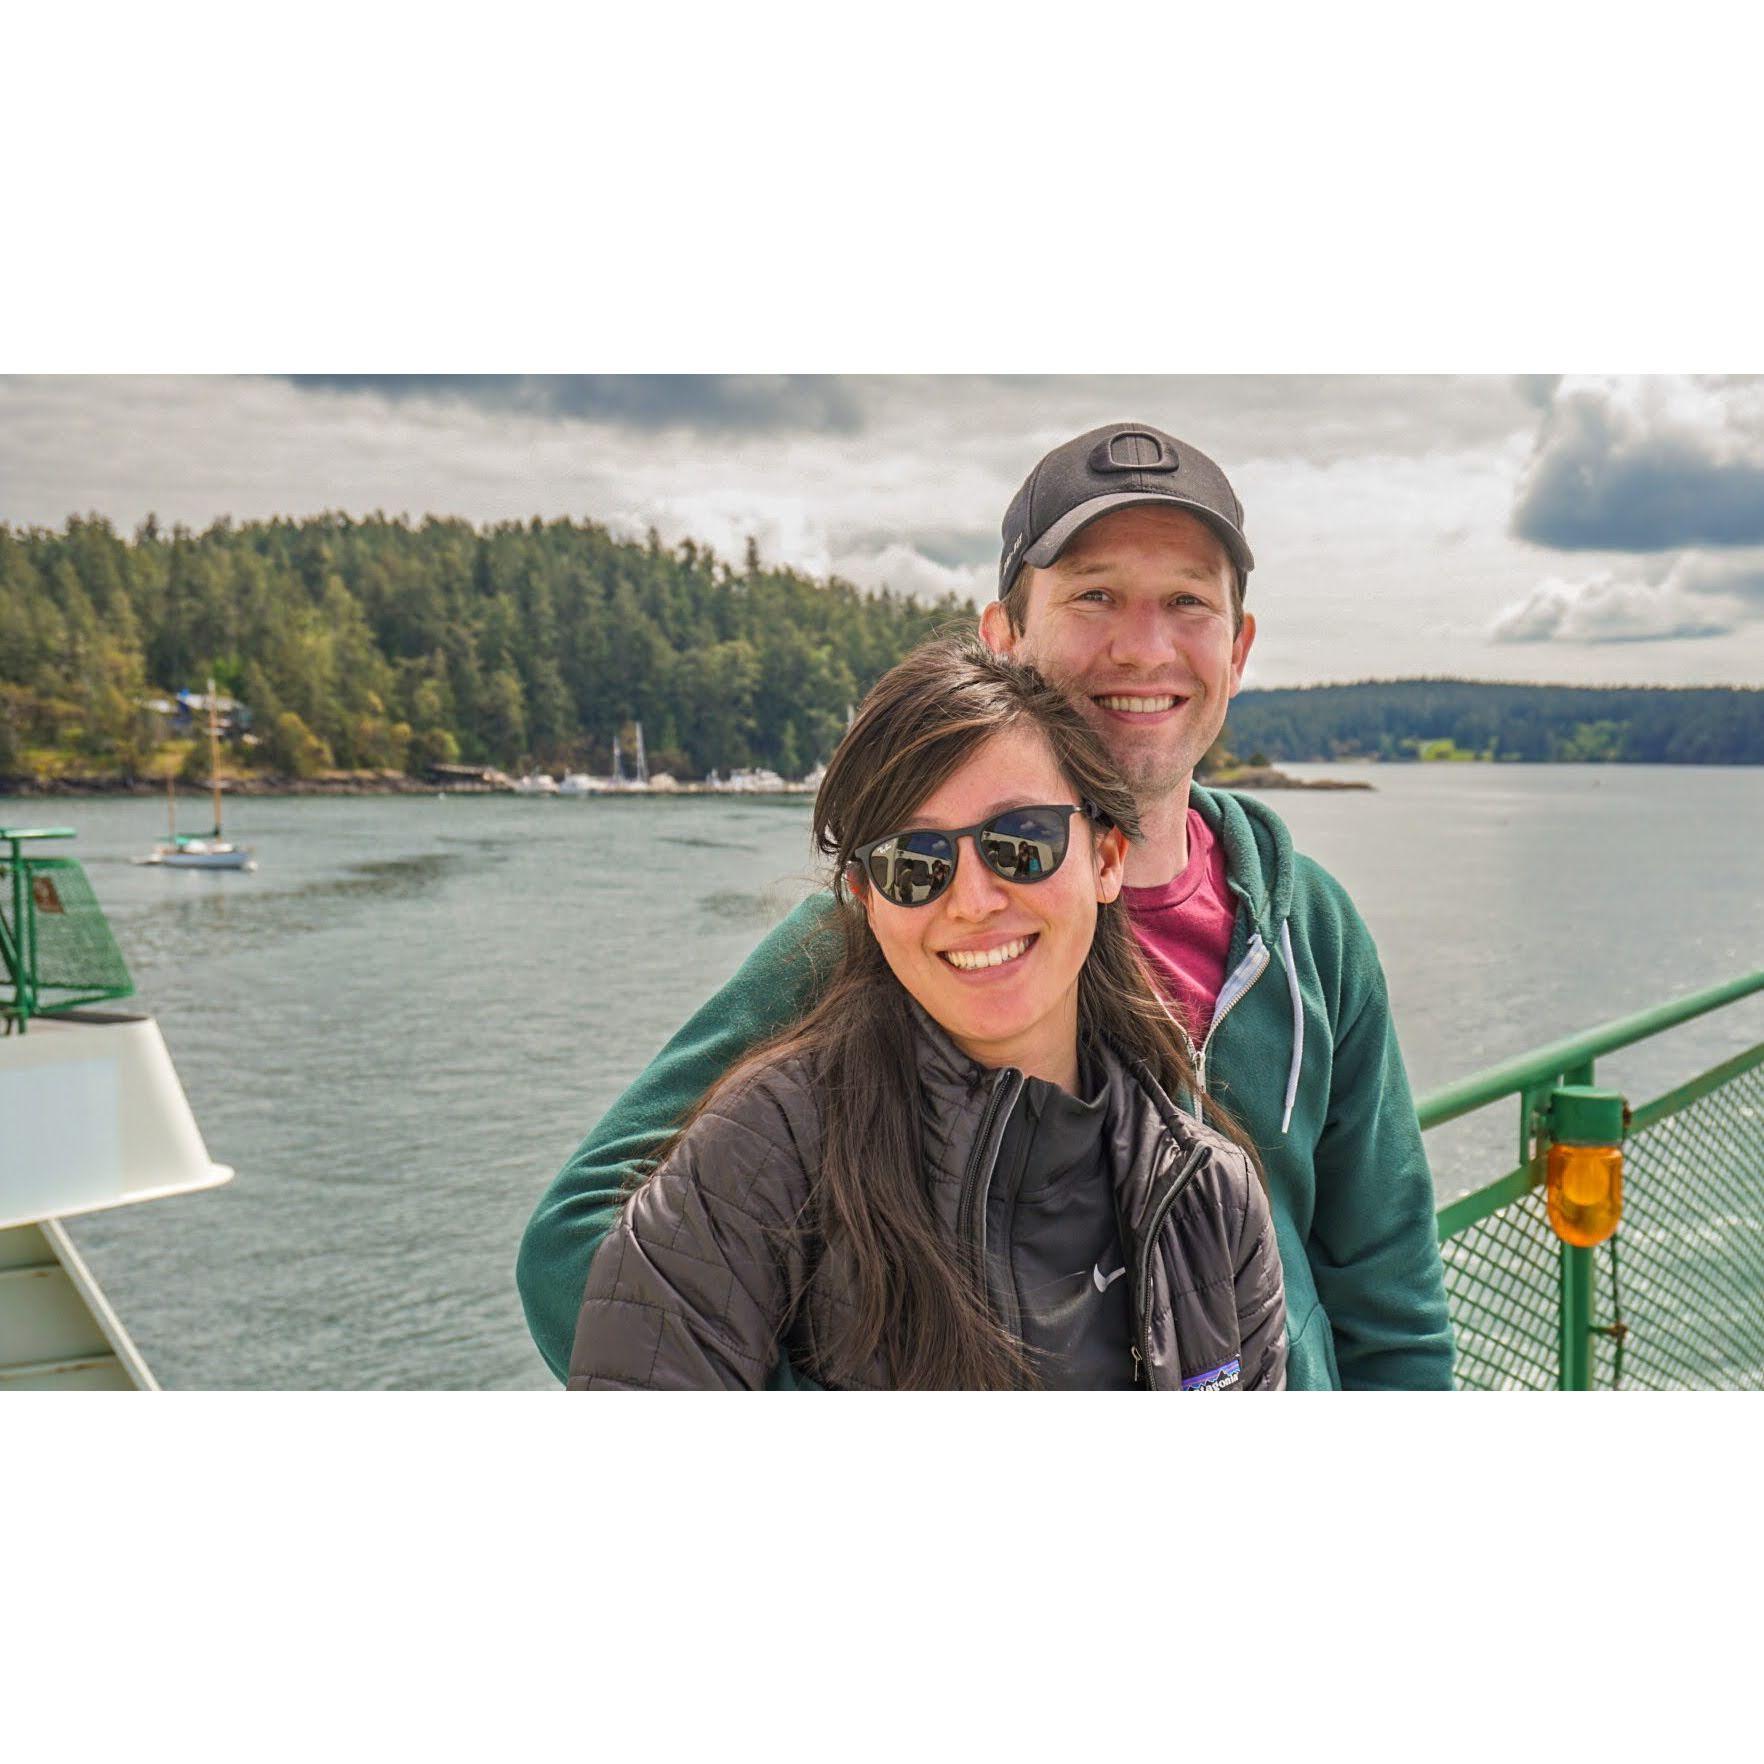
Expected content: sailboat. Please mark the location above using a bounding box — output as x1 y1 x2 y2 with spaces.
600 722 649 792
136 678 256 871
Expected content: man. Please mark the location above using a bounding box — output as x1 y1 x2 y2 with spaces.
518 421 1455 1389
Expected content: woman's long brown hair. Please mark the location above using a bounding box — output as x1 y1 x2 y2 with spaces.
654 632 1254 1389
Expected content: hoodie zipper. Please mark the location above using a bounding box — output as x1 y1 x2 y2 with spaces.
1192 931 1271 1095
1129 1141 1209 1384
956 1067 1025 1290
1136 930 1273 1379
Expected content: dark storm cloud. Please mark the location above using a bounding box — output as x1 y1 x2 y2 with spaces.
283 373 1539 460
286 374 868 434
1512 377 1764 551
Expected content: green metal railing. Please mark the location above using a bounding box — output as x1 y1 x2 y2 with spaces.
0 827 135 1032
1425 970 1764 1390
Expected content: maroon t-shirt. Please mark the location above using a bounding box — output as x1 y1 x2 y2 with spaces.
1121 807 1238 1045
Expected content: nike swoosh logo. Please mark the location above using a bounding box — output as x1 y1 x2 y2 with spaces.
1092 1263 1127 1293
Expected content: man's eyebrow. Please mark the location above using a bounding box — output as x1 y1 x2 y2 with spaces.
1058 560 1220 585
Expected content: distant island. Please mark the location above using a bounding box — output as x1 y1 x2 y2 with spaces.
1223 677 1764 767
3 513 1760 793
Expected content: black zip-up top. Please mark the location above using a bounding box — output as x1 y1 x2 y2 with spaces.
568 1008 1287 1391
979 1059 1135 1390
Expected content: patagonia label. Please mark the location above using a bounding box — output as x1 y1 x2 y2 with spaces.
1181 1358 1242 1391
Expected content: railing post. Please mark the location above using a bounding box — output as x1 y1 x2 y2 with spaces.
5 835 33 1031
1552 1060 1613 1391
1559 1245 1594 1390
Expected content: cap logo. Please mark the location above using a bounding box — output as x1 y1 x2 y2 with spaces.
1090 430 1179 475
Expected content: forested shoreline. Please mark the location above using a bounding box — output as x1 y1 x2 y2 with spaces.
0 513 966 782
3 512 1762 785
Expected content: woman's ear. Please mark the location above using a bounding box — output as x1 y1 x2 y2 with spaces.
843 860 873 918
1094 824 1128 904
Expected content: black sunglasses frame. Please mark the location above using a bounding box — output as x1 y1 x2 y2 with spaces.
849 799 1107 909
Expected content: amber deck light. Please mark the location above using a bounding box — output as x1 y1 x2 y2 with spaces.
1544 1086 1626 1248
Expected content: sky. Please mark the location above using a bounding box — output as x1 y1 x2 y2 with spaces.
4 373 1763 691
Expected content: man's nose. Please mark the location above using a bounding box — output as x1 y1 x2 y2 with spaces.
944 837 1011 918
1107 599 1179 671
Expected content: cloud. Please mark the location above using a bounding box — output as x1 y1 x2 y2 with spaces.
284 373 1540 463
1489 576 1731 644
858 524 999 571
1490 549 1764 645
286 374 867 434
827 542 989 606
1510 374 1561 411
1512 375 1764 551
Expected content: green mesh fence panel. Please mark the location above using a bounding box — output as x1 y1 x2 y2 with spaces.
0 857 134 1006
1600 1058 1764 1390
1441 1186 1561 1390
1440 1050 1764 1391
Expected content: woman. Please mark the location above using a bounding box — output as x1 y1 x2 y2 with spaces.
568 634 1285 1390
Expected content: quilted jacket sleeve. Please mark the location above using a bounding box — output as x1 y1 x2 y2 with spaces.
1234 1157 1289 1392
565 1067 820 1390
519 893 842 1383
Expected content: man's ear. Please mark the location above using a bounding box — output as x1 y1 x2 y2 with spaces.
1228 609 1257 696
1095 824 1128 904
979 599 1017 656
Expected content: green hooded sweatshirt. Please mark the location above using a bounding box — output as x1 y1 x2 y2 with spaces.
517 785 1456 1390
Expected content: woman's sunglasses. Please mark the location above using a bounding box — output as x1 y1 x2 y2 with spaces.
850 801 1104 909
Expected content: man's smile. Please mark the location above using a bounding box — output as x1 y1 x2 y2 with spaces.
1091 690 1190 722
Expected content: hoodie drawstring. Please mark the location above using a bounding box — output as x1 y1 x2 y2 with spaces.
1279 918 1304 1135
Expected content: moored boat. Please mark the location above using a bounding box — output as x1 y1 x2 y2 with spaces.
137 676 255 871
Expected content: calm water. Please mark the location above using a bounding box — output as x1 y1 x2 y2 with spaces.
8 764 1762 1389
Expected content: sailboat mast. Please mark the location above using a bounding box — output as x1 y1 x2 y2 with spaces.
207 676 222 837
166 769 176 841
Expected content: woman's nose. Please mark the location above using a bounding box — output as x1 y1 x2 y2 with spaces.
943 836 1011 918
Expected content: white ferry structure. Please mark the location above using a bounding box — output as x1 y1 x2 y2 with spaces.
2 826 232 1390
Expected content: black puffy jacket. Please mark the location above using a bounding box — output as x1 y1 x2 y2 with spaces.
567 1009 1287 1391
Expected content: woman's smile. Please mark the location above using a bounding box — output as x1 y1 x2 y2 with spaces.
936 931 1039 974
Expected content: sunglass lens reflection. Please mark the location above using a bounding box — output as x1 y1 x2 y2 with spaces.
980 808 1067 882
870 830 954 905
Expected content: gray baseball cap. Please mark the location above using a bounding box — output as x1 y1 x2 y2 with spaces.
998 421 1254 598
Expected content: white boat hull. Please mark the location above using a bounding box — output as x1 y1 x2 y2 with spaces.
138 843 255 870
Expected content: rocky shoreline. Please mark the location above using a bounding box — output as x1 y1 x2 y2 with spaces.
5 762 1373 798
1205 765 1374 791
3 769 465 798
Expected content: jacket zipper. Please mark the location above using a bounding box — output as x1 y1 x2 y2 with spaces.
1129 1142 1208 1384
956 1067 1025 1290
1193 931 1271 1095
1125 928 1275 1382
